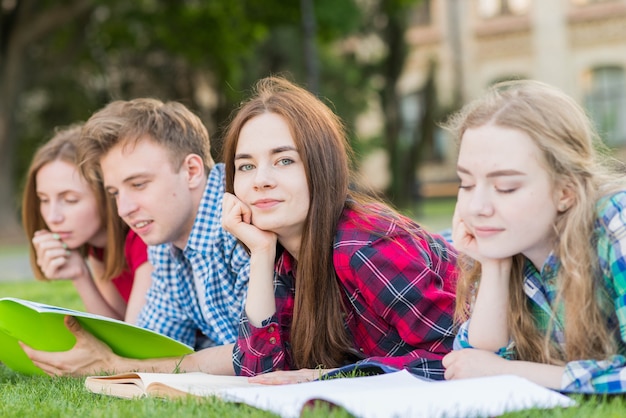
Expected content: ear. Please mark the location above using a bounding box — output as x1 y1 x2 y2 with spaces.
555 181 576 213
181 154 206 189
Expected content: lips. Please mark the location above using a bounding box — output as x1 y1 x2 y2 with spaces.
52 231 72 240
472 226 504 238
252 199 281 209
134 220 152 229
129 219 153 235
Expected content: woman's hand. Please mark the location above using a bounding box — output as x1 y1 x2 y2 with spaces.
32 230 89 281
451 204 482 262
223 192 278 326
248 368 329 385
443 348 509 380
222 192 277 254
452 203 512 272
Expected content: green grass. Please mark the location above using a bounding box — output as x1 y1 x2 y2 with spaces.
1 252 626 417
408 197 455 232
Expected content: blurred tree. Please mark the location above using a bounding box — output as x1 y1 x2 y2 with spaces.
1 0 95 239
364 0 434 208
2 0 430 239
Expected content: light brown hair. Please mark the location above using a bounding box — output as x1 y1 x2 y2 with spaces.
445 80 626 363
21 124 127 281
79 98 214 184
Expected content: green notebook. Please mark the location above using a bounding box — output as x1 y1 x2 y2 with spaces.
0 297 193 375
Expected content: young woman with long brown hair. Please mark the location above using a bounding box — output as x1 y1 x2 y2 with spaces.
222 76 457 383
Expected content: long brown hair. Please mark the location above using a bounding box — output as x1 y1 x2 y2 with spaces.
222 77 355 369
446 80 626 363
21 124 128 282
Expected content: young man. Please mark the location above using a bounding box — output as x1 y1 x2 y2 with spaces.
21 98 249 376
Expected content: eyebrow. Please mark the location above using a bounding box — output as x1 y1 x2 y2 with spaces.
234 145 298 160
457 165 526 178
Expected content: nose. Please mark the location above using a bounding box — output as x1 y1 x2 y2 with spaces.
466 186 494 217
115 190 138 218
252 165 277 190
44 201 65 225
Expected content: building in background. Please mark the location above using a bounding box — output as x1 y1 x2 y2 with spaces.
399 0 626 193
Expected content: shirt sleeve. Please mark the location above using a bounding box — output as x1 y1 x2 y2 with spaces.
561 194 626 393
233 313 289 376
453 319 515 357
136 245 197 347
233 268 294 376
339 231 457 379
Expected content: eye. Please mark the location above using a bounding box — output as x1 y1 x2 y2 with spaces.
496 187 517 194
107 189 119 197
237 163 255 172
458 184 474 191
132 182 147 190
277 157 294 166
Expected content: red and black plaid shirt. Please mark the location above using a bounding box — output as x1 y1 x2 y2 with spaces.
233 205 457 379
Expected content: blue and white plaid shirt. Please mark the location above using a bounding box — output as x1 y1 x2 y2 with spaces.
455 191 626 394
137 163 250 348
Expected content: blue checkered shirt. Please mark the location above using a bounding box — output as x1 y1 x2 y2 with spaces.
454 191 626 394
136 163 250 348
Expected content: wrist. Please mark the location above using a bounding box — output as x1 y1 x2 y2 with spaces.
480 259 512 282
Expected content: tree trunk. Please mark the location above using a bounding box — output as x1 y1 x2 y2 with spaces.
0 0 94 243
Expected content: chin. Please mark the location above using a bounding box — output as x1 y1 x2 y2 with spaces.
476 245 518 260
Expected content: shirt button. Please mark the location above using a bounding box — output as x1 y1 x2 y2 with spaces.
269 337 277 344
359 348 364 352
268 326 275 333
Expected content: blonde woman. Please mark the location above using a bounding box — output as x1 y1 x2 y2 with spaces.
22 125 151 323
442 80 626 393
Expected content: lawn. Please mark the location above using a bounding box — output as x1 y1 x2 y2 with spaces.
0 202 624 417
1 281 625 417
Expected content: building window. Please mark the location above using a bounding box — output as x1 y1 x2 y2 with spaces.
584 66 626 147
479 0 531 18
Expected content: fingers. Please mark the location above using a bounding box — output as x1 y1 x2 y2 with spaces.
19 341 66 377
248 369 319 385
19 317 112 377
222 193 252 229
442 351 458 380
32 231 71 277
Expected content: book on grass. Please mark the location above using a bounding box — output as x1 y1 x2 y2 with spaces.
0 297 193 375
85 371 261 399
220 370 576 418
85 368 576 418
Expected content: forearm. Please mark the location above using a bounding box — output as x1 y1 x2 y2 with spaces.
245 249 277 327
467 261 511 350
108 344 236 375
72 271 125 320
503 360 564 390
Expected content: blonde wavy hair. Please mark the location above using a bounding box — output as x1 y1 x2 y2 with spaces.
445 80 626 364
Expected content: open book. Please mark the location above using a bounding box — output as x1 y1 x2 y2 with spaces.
0 297 193 375
86 372 261 399
85 369 575 417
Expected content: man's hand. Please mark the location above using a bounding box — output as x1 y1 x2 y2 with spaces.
20 315 117 377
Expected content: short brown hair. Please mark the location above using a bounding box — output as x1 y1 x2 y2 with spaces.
79 98 214 183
